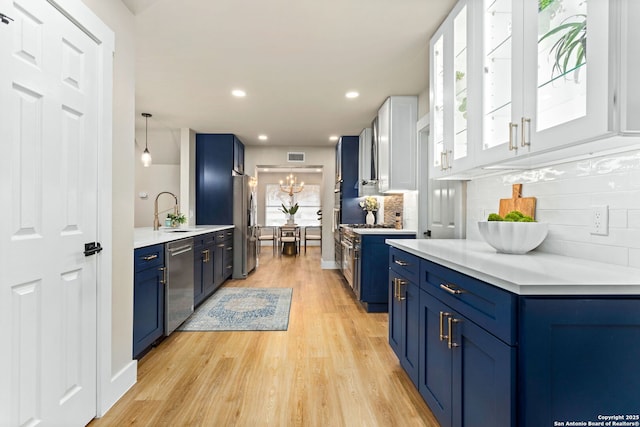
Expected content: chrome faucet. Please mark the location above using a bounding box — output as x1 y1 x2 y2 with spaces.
153 191 179 230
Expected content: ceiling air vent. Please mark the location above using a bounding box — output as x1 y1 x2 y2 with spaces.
287 152 305 162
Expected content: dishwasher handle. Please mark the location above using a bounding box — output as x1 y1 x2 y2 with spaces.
167 245 193 257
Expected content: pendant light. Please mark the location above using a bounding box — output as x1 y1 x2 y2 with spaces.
141 112 152 167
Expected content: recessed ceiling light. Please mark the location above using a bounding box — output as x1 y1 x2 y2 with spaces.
345 91 359 99
329 136 339 141
258 134 268 141
231 89 246 97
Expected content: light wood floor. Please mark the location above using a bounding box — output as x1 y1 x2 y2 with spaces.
90 247 439 427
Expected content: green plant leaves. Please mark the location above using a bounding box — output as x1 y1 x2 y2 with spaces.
539 14 586 80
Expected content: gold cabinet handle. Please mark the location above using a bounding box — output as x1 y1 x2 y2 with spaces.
508 122 518 151
447 317 460 349
440 283 465 295
202 249 209 263
143 254 158 261
397 279 407 301
159 267 166 285
439 311 451 341
521 117 531 147
440 151 446 171
394 259 409 267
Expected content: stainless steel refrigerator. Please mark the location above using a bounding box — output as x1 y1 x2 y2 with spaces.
232 175 257 278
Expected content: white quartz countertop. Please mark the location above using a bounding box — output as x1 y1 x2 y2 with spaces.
385 239 640 296
134 225 234 249
352 228 416 235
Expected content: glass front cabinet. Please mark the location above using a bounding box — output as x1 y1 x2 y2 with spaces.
430 0 637 177
430 0 473 179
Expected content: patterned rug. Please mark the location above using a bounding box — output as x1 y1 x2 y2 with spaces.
177 288 292 331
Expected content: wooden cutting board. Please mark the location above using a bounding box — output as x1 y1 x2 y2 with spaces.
498 184 536 219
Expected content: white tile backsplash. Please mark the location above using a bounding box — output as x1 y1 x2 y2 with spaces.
467 149 640 267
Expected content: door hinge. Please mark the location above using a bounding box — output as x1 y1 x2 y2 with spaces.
1 13 14 24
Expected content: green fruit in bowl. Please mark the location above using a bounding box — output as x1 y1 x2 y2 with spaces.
486 210 536 222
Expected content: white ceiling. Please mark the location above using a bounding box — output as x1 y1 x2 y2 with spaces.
124 0 456 147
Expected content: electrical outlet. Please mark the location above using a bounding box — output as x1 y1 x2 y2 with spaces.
590 205 609 236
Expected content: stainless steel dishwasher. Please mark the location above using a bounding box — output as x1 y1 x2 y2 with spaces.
165 238 194 335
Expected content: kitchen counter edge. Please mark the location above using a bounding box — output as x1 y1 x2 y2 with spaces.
385 238 640 296
134 225 234 249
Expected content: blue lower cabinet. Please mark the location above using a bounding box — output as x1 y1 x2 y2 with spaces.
452 310 515 427
419 289 515 427
194 233 216 307
519 298 640 426
388 270 420 386
419 290 454 427
133 244 165 359
359 233 415 312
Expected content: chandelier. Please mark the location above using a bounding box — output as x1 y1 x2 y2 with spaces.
280 173 304 197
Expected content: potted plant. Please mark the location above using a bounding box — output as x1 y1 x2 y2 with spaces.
539 11 587 82
280 203 299 225
166 212 186 228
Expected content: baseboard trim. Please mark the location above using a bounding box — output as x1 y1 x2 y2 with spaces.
97 360 137 417
321 259 339 269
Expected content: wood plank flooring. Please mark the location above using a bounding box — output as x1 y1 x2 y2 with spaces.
90 248 439 426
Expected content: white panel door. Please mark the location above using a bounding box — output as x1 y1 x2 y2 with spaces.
0 0 99 425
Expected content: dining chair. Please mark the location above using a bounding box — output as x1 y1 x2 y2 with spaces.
257 225 277 255
279 225 301 256
304 226 322 254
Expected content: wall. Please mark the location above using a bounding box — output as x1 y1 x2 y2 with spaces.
80 0 136 414
134 165 181 227
466 149 640 268
245 145 335 267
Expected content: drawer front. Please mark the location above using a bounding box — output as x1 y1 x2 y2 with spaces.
420 258 516 346
389 247 420 284
134 244 165 273
217 228 234 243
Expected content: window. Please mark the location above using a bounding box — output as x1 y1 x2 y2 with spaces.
265 184 321 227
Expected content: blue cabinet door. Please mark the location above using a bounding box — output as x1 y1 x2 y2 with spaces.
419 290 454 427
196 133 235 225
451 312 515 427
133 264 165 359
519 298 640 427
388 271 402 356
400 279 420 386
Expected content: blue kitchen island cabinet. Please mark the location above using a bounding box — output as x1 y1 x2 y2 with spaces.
519 298 640 426
418 258 516 427
357 231 415 312
133 244 165 359
386 239 640 427
196 133 245 225
388 248 421 386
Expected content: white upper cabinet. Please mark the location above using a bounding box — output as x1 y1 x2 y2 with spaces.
477 0 612 165
377 96 418 192
358 127 377 195
430 0 640 177
430 0 473 178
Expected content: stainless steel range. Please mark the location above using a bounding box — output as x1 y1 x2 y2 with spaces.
340 224 395 293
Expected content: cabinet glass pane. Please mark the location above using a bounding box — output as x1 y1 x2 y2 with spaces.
536 0 587 132
433 35 445 169
454 5 468 160
483 0 512 150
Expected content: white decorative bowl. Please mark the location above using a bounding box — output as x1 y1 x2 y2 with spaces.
477 221 549 254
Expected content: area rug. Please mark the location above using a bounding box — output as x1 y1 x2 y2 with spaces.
177 288 292 331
